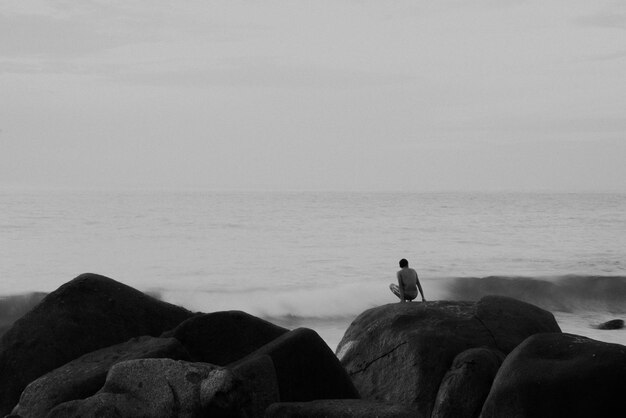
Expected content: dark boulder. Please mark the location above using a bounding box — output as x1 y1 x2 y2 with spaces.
48 359 218 418
12 336 190 418
431 347 505 418
235 327 360 403
265 399 420 417
596 319 624 330
336 296 560 418
201 354 280 418
161 310 288 365
0 273 194 415
480 333 626 418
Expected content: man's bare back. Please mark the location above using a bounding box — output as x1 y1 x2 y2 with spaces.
390 259 426 302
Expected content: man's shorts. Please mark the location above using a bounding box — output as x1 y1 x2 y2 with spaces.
389 283 417 301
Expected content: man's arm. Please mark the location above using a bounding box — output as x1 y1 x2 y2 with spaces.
416 275 426 301
397 272 406 303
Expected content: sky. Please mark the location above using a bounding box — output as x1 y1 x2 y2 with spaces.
1 0 625 192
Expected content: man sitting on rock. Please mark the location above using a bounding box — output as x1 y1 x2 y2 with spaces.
390 259 426 303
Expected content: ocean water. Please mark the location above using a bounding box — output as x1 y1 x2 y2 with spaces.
1 191 625 348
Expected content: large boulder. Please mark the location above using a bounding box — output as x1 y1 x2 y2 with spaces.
480 333 626 418
0 273 194 415
336 296 560 418
235 327 360 403
161 310 288 365
265 399 420 417
431 347 505 418
48 359 219 418
12 336 190 418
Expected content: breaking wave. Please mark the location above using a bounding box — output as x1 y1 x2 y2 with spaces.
2 275 624 339
445 275 626 314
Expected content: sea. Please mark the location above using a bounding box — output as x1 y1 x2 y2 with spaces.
1 191 625 349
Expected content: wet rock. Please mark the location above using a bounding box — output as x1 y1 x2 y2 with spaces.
336 296 560 417
0 273 194 416
481 333 626 418
12 336 189 418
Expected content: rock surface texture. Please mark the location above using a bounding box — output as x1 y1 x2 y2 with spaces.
480 333 626 418
0 273 194 416
265 399 420 418
12 336 189 418
47 359 218 418
336 296 561 418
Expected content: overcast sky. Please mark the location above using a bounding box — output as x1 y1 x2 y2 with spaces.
1 0 625 192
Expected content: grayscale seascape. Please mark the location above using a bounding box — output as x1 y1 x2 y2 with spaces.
1 1 625 416
2 191 624 348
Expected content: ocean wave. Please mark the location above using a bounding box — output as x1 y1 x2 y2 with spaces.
446 275 626 314
2 275 624 338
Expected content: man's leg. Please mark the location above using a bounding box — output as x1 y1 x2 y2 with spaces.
389 283 402 300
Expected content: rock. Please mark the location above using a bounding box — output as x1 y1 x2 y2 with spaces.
12 336 190 418
596 319 624 330
228 354 280 417
187 353 281 418
235 328 360 403
265 399 420 417
480 333 626 418
161 310 288 365
474 296 562 353
336 296 560 418
431 347 505 418
48 359 219 418
0 273 194 416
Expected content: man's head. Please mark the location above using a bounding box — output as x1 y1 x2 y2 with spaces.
399 259 408 268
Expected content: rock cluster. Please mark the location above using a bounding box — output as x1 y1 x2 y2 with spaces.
1 273 624 418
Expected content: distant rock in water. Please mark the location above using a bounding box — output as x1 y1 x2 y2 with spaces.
481 333 626 418
336 296 560 418
0 273 195 416
595 319 624 330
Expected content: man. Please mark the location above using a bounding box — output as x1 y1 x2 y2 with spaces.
390 258 426 302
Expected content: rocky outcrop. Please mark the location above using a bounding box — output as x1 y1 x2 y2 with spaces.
431 347 505 418
161 310 288 365
480 333 626 418
46 328 359 418
12 336 190 418
47 359 219 418
0 273 194 416
336 296 560 418
265 399 420 417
